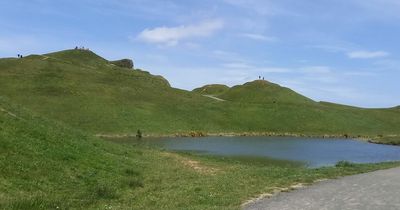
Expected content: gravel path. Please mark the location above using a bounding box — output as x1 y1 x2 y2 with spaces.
244 167 400 210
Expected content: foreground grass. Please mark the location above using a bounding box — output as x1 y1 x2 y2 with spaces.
1 99 400 209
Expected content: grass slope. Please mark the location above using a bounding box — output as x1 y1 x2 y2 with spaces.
1 97 399 209
0 97 144 209
1 49 400 138
192 84 230 95
218 80 315 105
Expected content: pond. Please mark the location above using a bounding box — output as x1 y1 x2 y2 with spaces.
110 136 400 167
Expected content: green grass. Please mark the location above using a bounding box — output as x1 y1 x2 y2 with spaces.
1 49 400 209
369 136 400 145
192 84 230 95
1 49 399 139
1 97 400 209
219 80 315 104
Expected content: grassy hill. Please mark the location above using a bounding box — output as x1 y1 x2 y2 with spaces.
2 49 400 209
192 84 230 95
1 49 400 138
0 97 145 209
218 80 315 105
1 97 399 209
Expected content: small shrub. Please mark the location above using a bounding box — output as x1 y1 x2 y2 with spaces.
124 168 140 176
127 178 144 189
95 185 118 199
335 160 356 168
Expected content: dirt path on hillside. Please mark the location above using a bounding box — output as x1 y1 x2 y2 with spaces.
203 95 226 102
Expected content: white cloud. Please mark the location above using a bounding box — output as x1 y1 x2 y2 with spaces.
239 33 277 42
311 44 390 60
347 50 389 59
136 19 224 46
311 44 351 53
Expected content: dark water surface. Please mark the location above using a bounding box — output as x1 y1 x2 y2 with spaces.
111 136 400 167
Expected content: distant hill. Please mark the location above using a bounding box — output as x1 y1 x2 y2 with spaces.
45 49 108 66
1 49 400 137
192 84 229 95
217 80 314 104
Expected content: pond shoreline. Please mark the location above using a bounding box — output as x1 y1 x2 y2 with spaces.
104 134 400 167
96 131 377 142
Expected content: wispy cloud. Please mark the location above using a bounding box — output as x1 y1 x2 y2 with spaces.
222 0 290 16
222 62 291 73
354 0 400 19
343 71 376 76
312 45 390 60
347 50 389 59
136 19 224 46
239 33 277 42
311 44 351 53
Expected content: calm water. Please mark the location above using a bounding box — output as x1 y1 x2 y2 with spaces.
112 136 400 167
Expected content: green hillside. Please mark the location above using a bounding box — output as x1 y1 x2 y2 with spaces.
192 84 230 95
45 49 108 66
218 80 315 104
1 49 400 138
1 97 399 209
0 97 144 208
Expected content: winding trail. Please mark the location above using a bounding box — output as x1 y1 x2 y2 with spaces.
203 95 226 102
244 167 400 210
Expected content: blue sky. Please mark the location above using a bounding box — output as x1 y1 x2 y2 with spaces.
1 0 400 108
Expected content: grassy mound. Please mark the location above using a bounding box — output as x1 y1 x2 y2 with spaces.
1 49 400 138
192 84 230 95
44 49 108 66
218 80 315 104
